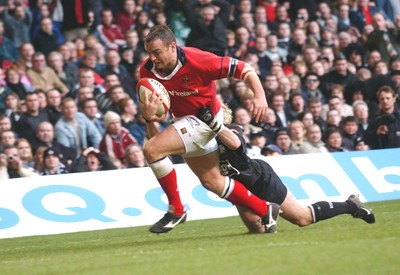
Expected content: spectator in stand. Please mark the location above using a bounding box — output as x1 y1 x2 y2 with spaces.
298 123 328 154
3 93 21 129
365 85 400 149
260 144 282 157
32 145 47 173
14 42 35 84
287 28 308 64
251 36 272 80
275 127 296 155
365 12 400 64
40 147 69 175
0 130 17 149
16 138 34 168
119 97 137 129
31 121 77 168
96 8 126 50
55 97 102 155
115 0 136 34
184 0 230 57
44 88 62 124
287 92 305 122
233 26 253 61
81 98 105 136
101 49 135 98
60 0 91 41
326 108 342 129
77 51 105 86
288 119 307 153
234 106 263 142
125 143 147 168
76 86 94 109
124 29 145 63
0 20 19 62
297 110 315 129
99 110 137 167
30 2 61 40
68 68 105 100
337 3 352 32
0 145 38 179
69 146 117 173
277 76 292 102
303 45 320 70
324 126 349 152
263 74 279 97
341 115 361 150
253 5 267 26
0 114 13 136
308 97 327 133
292 60 308 80
249 130 268 152
353 99 370 134
337 31 352 53
269 91 290 127
324 86 354 119
119 45 136 75
354 136 370 151
269 4 290 32
320 54 358 98
265 33 287 64
301 72 326 105
306 21 322 47
134 10 154 39
27 52 68 97
350 0 386 33
106 84 128 114
1 2 32 48
32 17 64 57
16 91 50 140
36 89 47 110
47 51 78 92
276 22 291 53
4 66 34 100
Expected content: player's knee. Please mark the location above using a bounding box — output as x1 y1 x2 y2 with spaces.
143 142 159 163
294 216 312 227
200 178 222 194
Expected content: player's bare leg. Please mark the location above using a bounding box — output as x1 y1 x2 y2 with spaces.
144 125 187 233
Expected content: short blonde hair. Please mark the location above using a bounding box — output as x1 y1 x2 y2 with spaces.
222 103 233 124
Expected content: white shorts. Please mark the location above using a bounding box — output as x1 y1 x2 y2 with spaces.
172 110 223 158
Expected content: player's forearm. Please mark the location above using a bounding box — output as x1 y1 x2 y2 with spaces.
218 127 241 150
245 72 267 104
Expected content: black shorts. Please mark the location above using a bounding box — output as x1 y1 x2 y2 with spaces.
247 159 288 205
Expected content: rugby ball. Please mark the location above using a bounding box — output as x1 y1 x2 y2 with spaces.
137 78 170 115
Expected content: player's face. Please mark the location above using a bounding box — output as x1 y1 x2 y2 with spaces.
145 39 177 72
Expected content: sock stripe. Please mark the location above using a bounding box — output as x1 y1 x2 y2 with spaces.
221 178 234 199
309 205 316 223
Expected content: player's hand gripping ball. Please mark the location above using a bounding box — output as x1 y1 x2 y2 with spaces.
137 78 170 116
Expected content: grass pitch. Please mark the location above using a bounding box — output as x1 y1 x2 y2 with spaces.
0 200 399 275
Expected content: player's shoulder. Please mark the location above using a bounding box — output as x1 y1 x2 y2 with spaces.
182 46 222 61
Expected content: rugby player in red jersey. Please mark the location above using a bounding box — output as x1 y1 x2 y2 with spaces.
139 25 280 233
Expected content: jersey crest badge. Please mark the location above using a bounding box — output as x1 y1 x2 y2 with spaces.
182 75 189 83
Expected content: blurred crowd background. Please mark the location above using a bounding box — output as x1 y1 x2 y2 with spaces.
0 0 399 179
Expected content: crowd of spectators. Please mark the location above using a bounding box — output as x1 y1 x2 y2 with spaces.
0 0 400 180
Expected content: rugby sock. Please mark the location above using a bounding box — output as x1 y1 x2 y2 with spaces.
149 157 184 216
309 201 355 223
221 178 268 217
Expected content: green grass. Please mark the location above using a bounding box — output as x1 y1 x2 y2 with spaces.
0 200 399 275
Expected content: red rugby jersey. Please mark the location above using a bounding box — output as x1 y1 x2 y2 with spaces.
140 47 247 118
